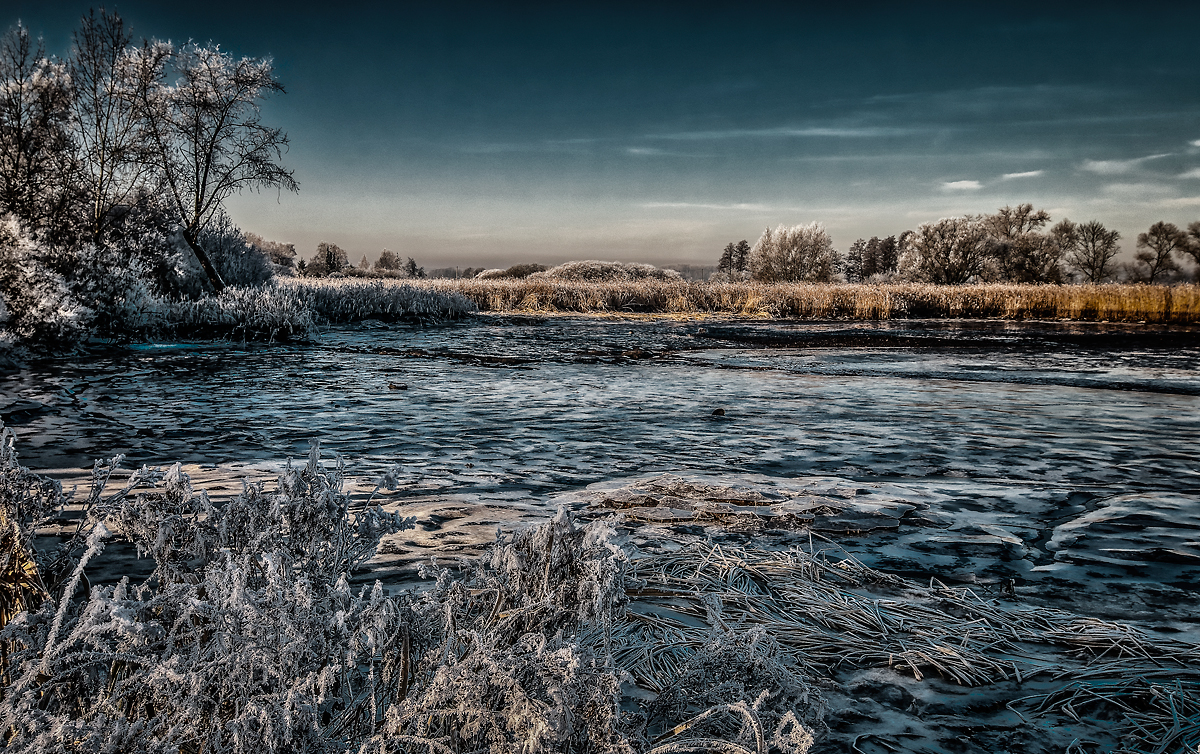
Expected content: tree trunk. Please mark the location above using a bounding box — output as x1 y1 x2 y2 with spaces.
182 228 225 294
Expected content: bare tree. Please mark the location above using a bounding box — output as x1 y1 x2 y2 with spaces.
898 216 990 284
129 40 297 292
1132 222 1184 282
749 223 840 283
0 24 74 237
982 204 1063 283
1178 221 1200 277
1059 219 1121 283
68 9 149 245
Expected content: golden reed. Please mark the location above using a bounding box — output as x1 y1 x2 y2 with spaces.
410 279 1200 323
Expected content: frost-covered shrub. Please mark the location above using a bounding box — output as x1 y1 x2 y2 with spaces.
530 260 683 283
0 217 94 349
0 424 821 753
0 438 415 754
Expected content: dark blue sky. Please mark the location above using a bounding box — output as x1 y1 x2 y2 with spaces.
9 2 1200 267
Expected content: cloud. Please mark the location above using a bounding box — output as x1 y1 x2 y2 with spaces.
1001 170 1044 180
641 202 770 211
1080 153 1171 175
647 126 920 141
1163 196 1200 207
1178 168 1200 179
1192 140 1200 147
942 180 982 190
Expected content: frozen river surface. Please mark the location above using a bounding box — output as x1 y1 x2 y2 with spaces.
3 315 1199 632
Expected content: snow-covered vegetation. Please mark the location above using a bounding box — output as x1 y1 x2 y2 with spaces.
4 427 1198 753
0 423 825 753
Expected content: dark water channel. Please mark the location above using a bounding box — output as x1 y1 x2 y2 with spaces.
3 315 1200 635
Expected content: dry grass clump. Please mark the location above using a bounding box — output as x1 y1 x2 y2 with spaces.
411 279 1200 322
591 473 1200 753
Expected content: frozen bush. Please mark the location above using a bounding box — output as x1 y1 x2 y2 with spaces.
158 213 275 298
476 263 548 280
530 260 683 283
0 424 820 753
749 223 840 283
0 218 94 349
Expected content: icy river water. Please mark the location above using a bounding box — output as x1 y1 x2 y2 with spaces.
3 315 1200 636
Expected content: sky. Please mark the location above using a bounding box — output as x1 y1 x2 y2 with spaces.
7 1 1200 268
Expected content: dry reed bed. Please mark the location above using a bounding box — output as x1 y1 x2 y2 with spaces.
158 279 477 339
417 279 1200 323
283 278 477 322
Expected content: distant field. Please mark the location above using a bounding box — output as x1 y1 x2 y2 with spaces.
413 279 1200 323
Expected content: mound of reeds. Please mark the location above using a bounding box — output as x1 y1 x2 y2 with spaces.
412 279 1200 323
530 260 684 283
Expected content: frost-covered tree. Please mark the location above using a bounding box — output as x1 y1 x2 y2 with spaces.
1131 221 1184 282
898 216 990 284
0 24 75 239
733 238 751 273
749 223 840 283
375 248 402 271
1058 219 1121 283
403 256 426 278
717 240 751 280
718 241 736 275
243 231 295 269
844 235 899 282
304 240 347 277
128 39 297 293
68 9 150 246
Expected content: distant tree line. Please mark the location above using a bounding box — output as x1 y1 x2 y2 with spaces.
296 244 426 279
715 206 1200 285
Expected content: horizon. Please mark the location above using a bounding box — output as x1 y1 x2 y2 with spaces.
7 1 1200 269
